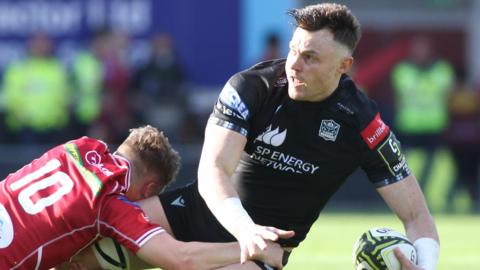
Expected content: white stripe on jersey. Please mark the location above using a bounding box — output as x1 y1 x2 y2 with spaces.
99 221 165 249
111 153 131 192
137 228 165 247
34 246 42 270
10 222 98 269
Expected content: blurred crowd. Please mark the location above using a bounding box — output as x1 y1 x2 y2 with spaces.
353 34 480 213
0 30 203 146
0 30 478 212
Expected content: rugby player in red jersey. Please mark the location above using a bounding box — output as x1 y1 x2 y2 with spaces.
0 126 290 270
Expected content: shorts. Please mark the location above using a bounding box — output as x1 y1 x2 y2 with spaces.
159 181 291 269
159 181 235 242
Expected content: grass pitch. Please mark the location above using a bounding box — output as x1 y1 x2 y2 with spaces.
286 212 480 269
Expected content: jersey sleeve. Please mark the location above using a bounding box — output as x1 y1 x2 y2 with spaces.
64 137 131 193
359 113 412 187
99 195 165 254
209 72 264 137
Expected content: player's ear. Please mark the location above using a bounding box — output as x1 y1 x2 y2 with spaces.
338 56 353 74
141 179 162 198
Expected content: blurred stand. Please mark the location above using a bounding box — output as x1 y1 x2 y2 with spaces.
390 36 455 200
1 0 480 213
391 36 455 140
260 33 282 62
1 33 70 145
69 30 106 138
90 30 133 144
445 71 480 213
130 33 200 143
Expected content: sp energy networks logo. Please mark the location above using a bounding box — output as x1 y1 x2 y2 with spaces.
251 125 319 174
254 125 287 147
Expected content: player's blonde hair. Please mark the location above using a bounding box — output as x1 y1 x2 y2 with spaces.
119 125 181 188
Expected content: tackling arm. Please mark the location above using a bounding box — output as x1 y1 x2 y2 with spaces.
137 233 286 270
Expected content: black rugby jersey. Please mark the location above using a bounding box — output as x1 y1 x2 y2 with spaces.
209 59 411 246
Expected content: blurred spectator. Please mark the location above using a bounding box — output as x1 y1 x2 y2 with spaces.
260 33 282 62
390 36 455 189
1 33 70 144
69 30 106 137
130 33 196 142
90 30 133 144
445 71 480 212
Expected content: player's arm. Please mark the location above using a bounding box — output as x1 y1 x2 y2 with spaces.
57 195 289 270
137 234 286 270
197 123 294 263
377 174 439 270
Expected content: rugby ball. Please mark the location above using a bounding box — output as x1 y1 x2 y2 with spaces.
352 227 417 270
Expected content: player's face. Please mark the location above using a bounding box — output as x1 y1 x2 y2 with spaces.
285 28 352 102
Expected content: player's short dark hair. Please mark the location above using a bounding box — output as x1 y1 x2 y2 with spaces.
122 125 181 188
287 3 361 52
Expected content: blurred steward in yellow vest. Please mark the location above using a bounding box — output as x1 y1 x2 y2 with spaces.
390 36 455 202
2 33 70 144
69 31 107 137
392 36 454 137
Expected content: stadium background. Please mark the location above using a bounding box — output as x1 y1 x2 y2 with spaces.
0 0 478 269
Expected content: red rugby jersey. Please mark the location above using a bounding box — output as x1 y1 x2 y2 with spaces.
0 137 164 269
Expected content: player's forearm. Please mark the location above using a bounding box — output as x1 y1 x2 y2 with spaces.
403 207 439 270
177 241 241 270
138 234 240 270
198 165 239 205
403 210 439 243
178 241 286 270
197 124 255 242
198 166 255 240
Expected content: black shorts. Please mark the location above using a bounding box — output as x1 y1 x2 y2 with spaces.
159 181 291 269
159 181 235 242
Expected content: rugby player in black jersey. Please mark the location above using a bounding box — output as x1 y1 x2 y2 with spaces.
64 2 439 270
194 3 439 270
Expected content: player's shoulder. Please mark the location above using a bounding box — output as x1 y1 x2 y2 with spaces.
64 137 111 160
335 75 380 129
229 59 287 92
335 76 392 150
67 136 108 148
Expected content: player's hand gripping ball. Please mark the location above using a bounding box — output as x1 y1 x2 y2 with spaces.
352 227 417 270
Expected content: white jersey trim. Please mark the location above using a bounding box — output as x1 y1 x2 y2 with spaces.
99 221 164 251
10 222 97 269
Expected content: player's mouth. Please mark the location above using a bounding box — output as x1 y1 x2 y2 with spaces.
291 76 306 87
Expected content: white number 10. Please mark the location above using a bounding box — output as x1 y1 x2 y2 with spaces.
9 159 74 215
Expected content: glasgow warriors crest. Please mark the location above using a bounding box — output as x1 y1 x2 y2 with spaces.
319 120 340 141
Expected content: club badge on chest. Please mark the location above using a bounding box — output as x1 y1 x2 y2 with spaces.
319 119 340 142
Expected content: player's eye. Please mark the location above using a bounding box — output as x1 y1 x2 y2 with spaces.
288 47 297 56
303 54 313 62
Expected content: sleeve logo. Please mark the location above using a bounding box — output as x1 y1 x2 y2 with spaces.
85 151 113 176
86 151 101 166
0 203 14 248
361 113 390 149
218 82 250 120
377 132 410 176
